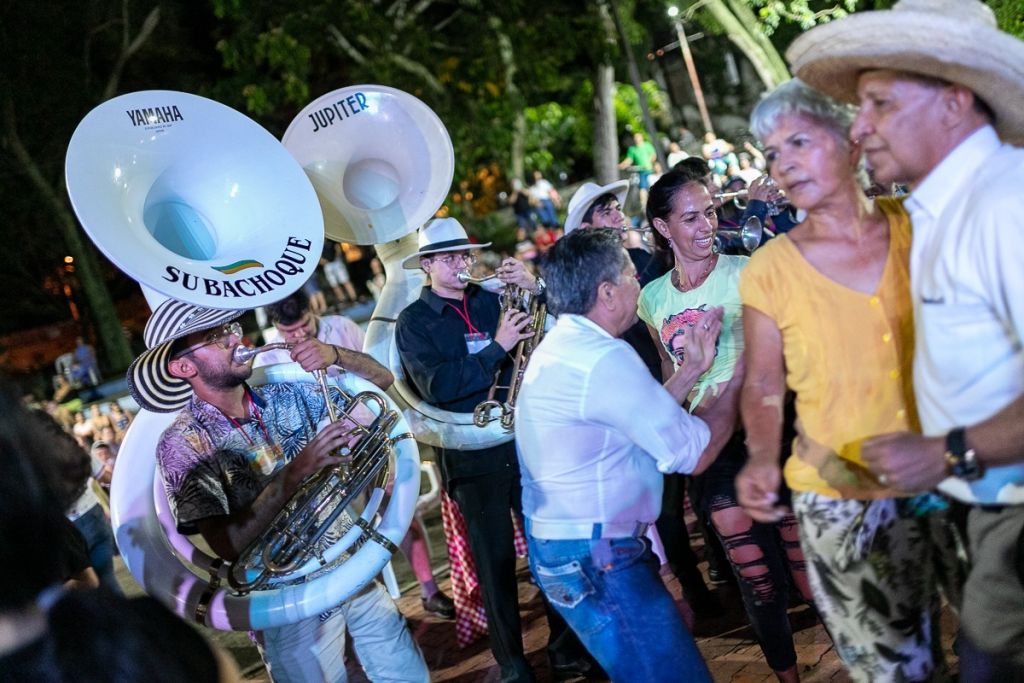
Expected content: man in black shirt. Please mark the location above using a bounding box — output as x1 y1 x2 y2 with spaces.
396 218 593 682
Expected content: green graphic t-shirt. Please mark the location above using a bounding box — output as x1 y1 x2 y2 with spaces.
638 254 748 411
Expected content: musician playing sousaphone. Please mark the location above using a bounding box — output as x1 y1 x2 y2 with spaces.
128 299 428 682
395 218 598 681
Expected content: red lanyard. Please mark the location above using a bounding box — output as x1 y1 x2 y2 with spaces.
224 390 273 448
446 295 480 335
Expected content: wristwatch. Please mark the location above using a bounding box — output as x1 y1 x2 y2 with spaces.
944 427 983 481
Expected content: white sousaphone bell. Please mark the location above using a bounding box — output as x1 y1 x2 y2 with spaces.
283 85 513 450
64 90 421 630
65 90 325 309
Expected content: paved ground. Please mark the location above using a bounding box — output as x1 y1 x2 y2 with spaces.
115 526 959 682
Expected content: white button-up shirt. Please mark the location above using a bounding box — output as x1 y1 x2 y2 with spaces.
905 125 1024 504
515 314 711 537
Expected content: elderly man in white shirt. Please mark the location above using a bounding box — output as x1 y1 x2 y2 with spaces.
515 228 722 683
790 1 1024 677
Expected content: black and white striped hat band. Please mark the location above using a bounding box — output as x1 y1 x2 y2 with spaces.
126 299 243 413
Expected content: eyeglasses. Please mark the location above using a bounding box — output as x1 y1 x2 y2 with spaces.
173 322 243 358
431 252 477 267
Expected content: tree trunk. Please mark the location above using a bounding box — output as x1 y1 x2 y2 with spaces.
592 63 619 185
606 0 667 169
3 97 134 372
489 17 526 183
704 0 791 89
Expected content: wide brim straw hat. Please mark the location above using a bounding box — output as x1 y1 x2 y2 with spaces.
564 180 629 235
401 217 491 269
126 300 244 413
787 0 1024 142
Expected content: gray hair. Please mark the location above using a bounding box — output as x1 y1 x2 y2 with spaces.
541 229 627 316
750 79 857 143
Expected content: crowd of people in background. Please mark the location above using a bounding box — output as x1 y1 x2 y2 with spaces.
12 3 1024 682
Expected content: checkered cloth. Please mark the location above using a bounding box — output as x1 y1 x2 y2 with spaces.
440 490 527 648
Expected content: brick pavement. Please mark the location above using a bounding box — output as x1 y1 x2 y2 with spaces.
116 530 957 683
235 555 963 682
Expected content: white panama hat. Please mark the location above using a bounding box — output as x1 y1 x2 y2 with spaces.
563 180 629 235
401 217 491 269
787 0 1024 142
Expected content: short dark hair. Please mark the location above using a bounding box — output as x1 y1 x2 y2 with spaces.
671 155 711 178
580 192 620 227
541 229 627 316
267 289 310 326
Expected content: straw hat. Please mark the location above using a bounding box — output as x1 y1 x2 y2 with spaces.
564 180 629 235
126 300 243 413
401 217 490 269
787 0 1024 141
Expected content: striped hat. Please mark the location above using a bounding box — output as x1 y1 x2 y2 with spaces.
126 300 244 413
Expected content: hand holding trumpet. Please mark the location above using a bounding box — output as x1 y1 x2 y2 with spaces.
290 338 341 373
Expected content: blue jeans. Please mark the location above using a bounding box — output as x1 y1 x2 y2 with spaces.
535 199 559 227
527 533 710 683
72 503 122 595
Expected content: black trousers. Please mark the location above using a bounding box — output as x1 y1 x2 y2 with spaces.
443 444 583 683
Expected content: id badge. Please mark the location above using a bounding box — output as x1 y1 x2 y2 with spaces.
465 332 492 354
248 443 282 476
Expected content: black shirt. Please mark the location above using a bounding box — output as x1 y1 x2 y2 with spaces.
395 285 519 482
395 285 512 414
624 247 668 380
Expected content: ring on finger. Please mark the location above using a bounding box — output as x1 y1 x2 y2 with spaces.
702 323 711 330
878 473 889 486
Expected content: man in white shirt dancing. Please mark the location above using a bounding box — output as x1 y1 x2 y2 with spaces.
515 228 722 682
790 1 1024 678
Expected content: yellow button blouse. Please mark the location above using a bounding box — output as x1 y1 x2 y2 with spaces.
739 198 918 499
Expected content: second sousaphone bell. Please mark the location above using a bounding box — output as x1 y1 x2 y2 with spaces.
282 85 455 245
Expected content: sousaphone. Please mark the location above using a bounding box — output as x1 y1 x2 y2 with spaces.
66 90 323 308
64 90 421 629
283 85 512 450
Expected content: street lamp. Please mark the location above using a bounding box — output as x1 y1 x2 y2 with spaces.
667 5 714 136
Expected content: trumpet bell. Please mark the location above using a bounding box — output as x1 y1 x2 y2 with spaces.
283 85 455 245
65 91 324 308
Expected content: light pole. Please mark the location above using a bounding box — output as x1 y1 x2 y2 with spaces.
668 5 714 137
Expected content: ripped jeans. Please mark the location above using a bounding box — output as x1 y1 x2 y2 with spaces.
691 435 812 672
526 532 711 683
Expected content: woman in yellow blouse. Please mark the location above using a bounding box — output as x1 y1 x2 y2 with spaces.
737 80 960 683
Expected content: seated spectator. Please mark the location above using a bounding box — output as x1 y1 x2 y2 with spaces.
702 132 738 178
87 404 112 436
667 141 689 169
107 403 132 440
0 386 236 682
90 441 117 494
528 170 561 228
737 154 762 184
70 411 93 450
509 179 537 234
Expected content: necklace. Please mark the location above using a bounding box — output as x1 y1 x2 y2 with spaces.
672 255 716 292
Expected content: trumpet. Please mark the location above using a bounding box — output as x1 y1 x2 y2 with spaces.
226 343 409 593
464 276 546 430
714 189 749 210
457 271 544 429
